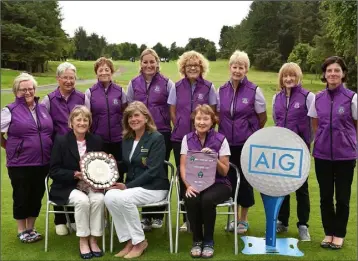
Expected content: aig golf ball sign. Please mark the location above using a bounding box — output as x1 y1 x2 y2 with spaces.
241 127 310 197
249 145 303 178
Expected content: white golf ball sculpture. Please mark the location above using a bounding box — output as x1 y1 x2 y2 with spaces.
241 126 310 197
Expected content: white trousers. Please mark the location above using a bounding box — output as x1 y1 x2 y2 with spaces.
104 187 167 245
68 189 105 237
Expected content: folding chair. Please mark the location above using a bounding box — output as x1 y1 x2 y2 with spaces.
110 160 175 253
44 174 106 252
175 162 241 254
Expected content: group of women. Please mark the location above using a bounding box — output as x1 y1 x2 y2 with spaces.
1 47 356 259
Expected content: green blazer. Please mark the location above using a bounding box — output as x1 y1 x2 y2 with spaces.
122 130 169 191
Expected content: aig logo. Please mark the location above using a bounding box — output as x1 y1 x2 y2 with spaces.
248 145 303 178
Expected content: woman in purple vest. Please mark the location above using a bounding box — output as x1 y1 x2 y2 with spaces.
168 50 217 232
272 62 314 241
42 62 84 236
85 57 127 181
180 104 231 258
127 48 174 231
1 73 53 243
308 56 357 249
218 50 267 234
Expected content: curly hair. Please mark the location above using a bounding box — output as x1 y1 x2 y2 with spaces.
277 62 303 91
177 50 209 78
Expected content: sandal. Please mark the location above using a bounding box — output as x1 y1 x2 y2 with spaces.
28 229 42 242
238 221 249 234
201 244 214 258
190 241 202 258
17 230 35 243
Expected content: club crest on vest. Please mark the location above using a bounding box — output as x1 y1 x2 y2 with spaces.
154 85 161 93
242 98 248 104
197 171 204 178
113 98 119 105
197 93 204 100
294 102 300 109
338 106 345 114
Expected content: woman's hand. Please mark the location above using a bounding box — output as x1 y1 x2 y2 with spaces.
107 182 126 190
201 147 213 153
74 171 83 180
185 186 199 198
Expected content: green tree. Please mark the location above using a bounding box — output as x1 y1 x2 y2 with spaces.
139 44 147 55
288 43 313 72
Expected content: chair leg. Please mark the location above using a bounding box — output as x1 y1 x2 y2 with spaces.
45 203 50 252
168 204 173 253
102 208 106 253
64 207 72 234
110 218 114 253
234 204 238 255
175 203 180 253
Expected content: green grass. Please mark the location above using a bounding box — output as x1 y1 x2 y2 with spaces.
1 60 356 261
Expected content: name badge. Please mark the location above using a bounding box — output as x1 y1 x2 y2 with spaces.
141 148 149 153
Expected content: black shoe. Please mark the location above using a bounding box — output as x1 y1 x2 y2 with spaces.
320 241 331 249
79 249 93 259
92 250 104 257
330 242 343 250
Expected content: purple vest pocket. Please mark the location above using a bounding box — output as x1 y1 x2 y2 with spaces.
185 150 217 192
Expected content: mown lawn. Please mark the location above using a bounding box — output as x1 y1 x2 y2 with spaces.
0 60 356 261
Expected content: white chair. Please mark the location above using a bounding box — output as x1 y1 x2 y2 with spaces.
175 162 241 255
44 174 106 252
110 160 175 253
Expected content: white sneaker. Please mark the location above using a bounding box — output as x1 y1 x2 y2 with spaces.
179 222 187 232
298 225 311 241
55 224 68 236
224 220 235 232
141 218 152 232
151 219 163 229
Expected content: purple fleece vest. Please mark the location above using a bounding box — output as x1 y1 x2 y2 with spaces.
6 97 53 167
313 84 357 160
171 76 212 142
131 73 171 132
89 81 124 143
218 77 259 146
186 129 231 187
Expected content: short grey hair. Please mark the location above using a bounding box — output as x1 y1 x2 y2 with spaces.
56 62 77 78
12 73 37 95
229 50 250 70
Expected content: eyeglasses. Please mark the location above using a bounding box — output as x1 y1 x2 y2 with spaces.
185 64 200 69
60 76 76 81
18 88 35 93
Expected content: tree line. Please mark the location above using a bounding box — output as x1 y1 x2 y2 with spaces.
218 1 357 89
1 1 356 90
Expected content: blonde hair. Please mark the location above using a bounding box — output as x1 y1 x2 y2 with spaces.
94 57 115 74
191 104 218 126
12 73 37 95
277 62 303 91
122 101 157 139
229 50 250 70
177 50 209 78
140 48 160 73
68 105 92 129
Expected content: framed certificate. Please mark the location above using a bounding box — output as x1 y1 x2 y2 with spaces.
185 150 218 192
80 151 119 189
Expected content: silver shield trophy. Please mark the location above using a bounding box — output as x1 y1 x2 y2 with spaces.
80 151 119 189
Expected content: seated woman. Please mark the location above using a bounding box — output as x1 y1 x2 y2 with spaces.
180 104 231 258
49 105 105 259
104 101 169 259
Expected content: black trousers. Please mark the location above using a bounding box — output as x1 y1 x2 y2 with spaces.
315 158 356 238
8 165 49 220
172 141 187 223
184 183 231 244
227 145 255 208
142 132 172 220
278 178 310 227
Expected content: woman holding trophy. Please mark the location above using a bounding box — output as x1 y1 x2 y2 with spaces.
49 105 105 259
180 104 231 258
